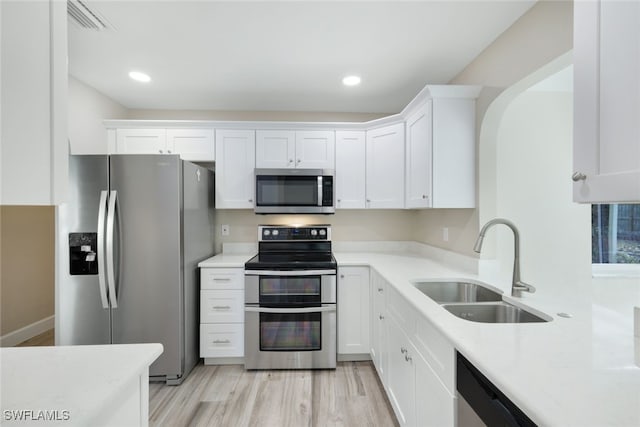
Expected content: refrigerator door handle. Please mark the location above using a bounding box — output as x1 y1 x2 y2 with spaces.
106 190 119 308
97 190 110 309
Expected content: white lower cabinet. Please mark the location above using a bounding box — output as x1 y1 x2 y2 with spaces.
369 268 456 427
200 267 244 362
370 270 388 381
337 266 370 356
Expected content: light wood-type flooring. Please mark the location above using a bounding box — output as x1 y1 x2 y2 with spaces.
15 331 398 426
149 362 399 427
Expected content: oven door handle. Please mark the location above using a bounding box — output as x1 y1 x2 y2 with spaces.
244 269 336 276
244 305 336 314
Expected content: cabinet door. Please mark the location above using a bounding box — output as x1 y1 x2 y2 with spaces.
256 130 295 168
167 128 214 161
335 131 366 209
295 130 335 169
116 129 167 154
366 123 405 208
386 315 415 427
215 130 256 209
414 349 455 427
405 103 432 208
370 271 387 381
573 0 640 202
337 266 370 355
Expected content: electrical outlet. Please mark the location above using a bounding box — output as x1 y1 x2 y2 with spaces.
221 224 230 236
442 227 449 242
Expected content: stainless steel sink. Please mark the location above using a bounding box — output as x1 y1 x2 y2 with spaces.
442 302 549 323
412 281 503 303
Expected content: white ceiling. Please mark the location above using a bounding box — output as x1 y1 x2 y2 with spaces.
69 1 536 114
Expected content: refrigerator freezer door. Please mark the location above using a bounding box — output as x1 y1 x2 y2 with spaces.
56 155 111 345
109 155 183 379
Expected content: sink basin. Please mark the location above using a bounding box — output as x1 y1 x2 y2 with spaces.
443 302 549 323
412 281 503 303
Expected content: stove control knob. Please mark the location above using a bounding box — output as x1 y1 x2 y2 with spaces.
272 229 279 236
263 229 271 236
319 229 326 236
310 229 318 237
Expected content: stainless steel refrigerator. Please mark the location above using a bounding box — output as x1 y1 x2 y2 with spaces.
56 154 214 385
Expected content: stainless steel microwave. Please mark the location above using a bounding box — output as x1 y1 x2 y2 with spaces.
254 168 335 214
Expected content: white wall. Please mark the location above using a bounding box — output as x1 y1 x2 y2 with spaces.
492 86 592 293
68 76 128 154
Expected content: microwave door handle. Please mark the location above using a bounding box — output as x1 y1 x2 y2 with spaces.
317 176 323 206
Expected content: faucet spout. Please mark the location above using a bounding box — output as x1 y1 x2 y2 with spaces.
474 218 535 297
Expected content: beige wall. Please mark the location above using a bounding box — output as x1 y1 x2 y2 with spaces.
68 76 129 154
127 109 387 123
413 0 574 256
0 206 55 335
214 210 416 254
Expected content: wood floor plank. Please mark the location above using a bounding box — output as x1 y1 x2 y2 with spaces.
149 362 398 427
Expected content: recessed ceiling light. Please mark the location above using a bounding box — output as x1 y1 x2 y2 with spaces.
342 75 361 86
129 71 151 83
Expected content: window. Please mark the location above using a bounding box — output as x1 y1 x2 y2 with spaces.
592 204 640 264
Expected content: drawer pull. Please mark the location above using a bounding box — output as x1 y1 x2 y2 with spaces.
213 339 231 344
405 354 412 363
212 305 231 310
400 347 407 354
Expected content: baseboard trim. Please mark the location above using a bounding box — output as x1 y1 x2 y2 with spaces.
0 315 55 347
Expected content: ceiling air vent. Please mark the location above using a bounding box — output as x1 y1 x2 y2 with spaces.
67 0 109 30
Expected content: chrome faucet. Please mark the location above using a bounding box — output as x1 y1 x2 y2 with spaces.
473 218 536 297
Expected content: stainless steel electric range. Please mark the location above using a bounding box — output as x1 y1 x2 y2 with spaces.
244 225 337 370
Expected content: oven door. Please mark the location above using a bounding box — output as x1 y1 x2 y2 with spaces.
244 305 336 370
244 271 336 305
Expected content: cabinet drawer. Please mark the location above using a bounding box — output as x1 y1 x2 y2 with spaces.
413 316 455 394
200 290 244 323
201 268 244 290
386 284 417 336
200 323 244 358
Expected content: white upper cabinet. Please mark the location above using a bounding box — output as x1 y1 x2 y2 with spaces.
256 130 335 169
295 131 335 169
116 129 167 154
573 0 640 202
366 123 405 209
335 131 366 209
215 130 256 209
113 128 215 161
167 128 215 161
1 1 68 205
255 130 295 168
404 86 478 209
405 103 433 208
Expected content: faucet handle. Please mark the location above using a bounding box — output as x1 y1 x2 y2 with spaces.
512 281 536 297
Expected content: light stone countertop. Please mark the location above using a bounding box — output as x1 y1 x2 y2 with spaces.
1 343 163 426
198 248 640 426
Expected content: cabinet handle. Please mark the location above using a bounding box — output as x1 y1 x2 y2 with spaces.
167 150 172 153
405 354 412 363
159 149 163 154
340 274 344 279
379 314 384 320
378 287 383 292
400 347 407 354
297 159 301 164
422 194 427 199
289 159 294 164
248 199 253 203
337 199 341 203
213 277 231 282
572 172 587 182
366 199 371 203
213 339 231 344
213 305 231 310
